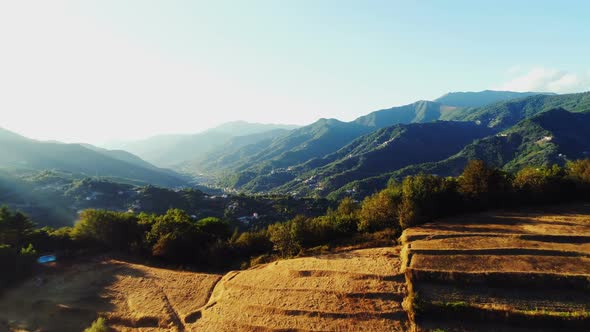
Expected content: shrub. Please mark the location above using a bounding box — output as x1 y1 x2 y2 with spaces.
84 317 110 332
232 230 273 258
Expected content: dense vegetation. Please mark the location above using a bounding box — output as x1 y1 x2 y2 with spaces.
192 92 590 199
3 158 590 290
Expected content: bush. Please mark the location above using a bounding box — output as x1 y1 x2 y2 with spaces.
84 317 110 332
233 230 273 258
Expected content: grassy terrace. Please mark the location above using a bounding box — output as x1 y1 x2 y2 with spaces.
401 204 590 331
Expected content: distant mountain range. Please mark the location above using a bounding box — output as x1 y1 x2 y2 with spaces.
104 121 299 167
0 128 186 187
4 89 588 202
185 90 570 195
434 90 549 108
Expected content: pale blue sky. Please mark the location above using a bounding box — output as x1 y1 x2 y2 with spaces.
1 1 589 143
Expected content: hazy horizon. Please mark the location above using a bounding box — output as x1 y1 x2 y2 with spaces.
2 1 590 144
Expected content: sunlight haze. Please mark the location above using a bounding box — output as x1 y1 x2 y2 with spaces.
1 0 589 144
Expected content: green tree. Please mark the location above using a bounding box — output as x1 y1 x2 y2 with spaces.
398 174 459 229
72 210 140 251
358 189 400 232
458 160 509 206
0 206 36 248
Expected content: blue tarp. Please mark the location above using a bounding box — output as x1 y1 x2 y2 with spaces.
37 255 57 264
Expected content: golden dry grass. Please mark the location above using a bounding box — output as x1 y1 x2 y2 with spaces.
400 203 590 331
193 247 408 332
0 259 221 332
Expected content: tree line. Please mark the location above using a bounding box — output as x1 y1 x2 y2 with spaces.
2 159 590 288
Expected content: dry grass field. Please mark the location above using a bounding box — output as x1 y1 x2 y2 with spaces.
2 204 589 332
400 203 590 331
0 248 408 332
0 259 221 332
193 247 408 331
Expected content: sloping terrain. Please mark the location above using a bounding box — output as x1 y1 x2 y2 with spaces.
0 248 407 332
442 91 590 129
331 107 590 200
434 90 546 108
194 247 408 331
106 122 298 168
400 204 590 331
0 128 186 188
0 259 222 332
272 121 493 196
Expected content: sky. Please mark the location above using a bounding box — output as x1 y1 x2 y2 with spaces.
1 1 589 144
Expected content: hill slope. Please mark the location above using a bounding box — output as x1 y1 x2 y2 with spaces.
106 121 299 167
435 90 547 108
0 128 186 187
443 91 590 129
332 107 590 199
254 121 493 196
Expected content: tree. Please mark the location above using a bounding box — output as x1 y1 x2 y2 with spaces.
0 206 35 248
358 190 399 232
268 218 302 257
567 159 590 183
458 160 509 207
72 210 140 251
398 174 459 229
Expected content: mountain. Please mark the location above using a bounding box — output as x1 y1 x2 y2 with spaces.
0 128 187 187
185 129 293 173
353 100 456 128
442 91 590 129
240 121 494 195
105 121 299 167
332 108 590 199
203 92 556 192
435 90 549 108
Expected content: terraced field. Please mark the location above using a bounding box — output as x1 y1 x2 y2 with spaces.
0 248 408 332
0 259 222 332
193 247 408 331
400 204 590 331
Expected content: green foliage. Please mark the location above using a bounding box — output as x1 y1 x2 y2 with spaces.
83 317 110 332
73 210 140 251
268 219 302 257
232 229 273 258
358 189 400 232
567 159 590 184
398 174 459 229
0 206 36 248
458 160 510 208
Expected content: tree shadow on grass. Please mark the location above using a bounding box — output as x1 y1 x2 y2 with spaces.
0 258 147 332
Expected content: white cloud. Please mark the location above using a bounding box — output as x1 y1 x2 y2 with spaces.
496 67 590 93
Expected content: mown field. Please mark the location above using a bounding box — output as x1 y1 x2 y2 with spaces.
0 248 408 332
400 204 590 331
